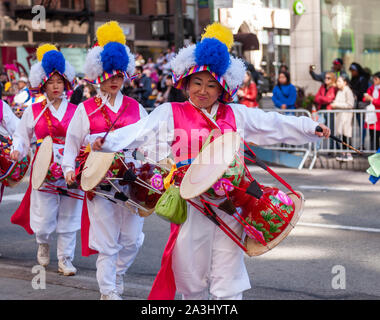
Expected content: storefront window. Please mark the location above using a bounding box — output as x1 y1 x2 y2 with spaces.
261 28 290 87
321 0 380 76
129 0 141 15
94 0 107 11
263 0 289 9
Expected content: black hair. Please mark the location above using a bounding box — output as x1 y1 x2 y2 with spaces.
373 72 380 79
277 71 291 86
338 73 350 82
349 62 364 74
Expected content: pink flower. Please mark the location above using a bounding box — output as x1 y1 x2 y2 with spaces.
276 190 293 206
212 178 234 196
151 173 164 190
49 162 63 180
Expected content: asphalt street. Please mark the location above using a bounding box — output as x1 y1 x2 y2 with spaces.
0 166 379 300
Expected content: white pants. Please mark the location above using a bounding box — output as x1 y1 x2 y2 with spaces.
30 179 83 260
86 195 145 295
36 231 77 261
172 199 251 300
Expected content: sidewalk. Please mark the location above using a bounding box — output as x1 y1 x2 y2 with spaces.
304 153 370 171
0 257 149 300
259 96 370 171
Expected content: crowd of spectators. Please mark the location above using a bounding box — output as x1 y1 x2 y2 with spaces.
1 48 379 158
308 58 380 157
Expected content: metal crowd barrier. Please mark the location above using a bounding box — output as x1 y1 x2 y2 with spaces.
260 108 314 170
143 106 379 171
308 109 380 170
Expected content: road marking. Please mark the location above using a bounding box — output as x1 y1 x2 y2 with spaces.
1 193 25 202
298 185 352 192
298 222 380 233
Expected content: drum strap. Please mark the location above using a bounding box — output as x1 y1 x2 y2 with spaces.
189 104 221 154
38 100 65 145
95 96 129 132
189 103 219 131
174 106 218 170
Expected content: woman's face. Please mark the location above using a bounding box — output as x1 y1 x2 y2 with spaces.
324 74 333 86
83 86 90 98
165 77 173 87
373 76 380 86
350 69 358 78
278 73 287 85
336 77 346 89
44 73 65 100
100 73 124 96
244 72 251 84
187 71 223 109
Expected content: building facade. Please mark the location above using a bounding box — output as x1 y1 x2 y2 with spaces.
292 0 380 96
219 0 380 97
0 0 210 75
218 0 291 89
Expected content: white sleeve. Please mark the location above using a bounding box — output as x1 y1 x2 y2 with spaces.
88 103 174 160
1 101 20 136
11 106 35 160
13 90 30 105
230 103 320 146
139 103 149 118
62 103 90 176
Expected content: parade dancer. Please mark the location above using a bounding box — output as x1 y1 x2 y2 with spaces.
0 99 22 202
10 44 82 276
0 99 20 137
0 99 20 257
62 21 148 300
90 23 330 300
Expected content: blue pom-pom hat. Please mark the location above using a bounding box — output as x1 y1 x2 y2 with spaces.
83 21 136 84
29 44 76 94
171 23 246 103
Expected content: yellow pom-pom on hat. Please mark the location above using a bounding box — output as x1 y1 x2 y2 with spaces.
96 21 126 47
201 22 234 51
36 44 58 62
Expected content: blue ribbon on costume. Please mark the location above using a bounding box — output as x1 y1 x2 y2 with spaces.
176 158 194 169
369 148 380 185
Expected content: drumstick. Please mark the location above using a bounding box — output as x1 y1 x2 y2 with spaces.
130 149 171 173
315 126 363 155
66 166 87 189
116 155 163 194
242 143 301 199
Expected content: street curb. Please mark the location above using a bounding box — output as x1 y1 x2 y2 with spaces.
304 154 369 171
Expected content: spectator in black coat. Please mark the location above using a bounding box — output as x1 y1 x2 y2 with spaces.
349 62 370 108
349 62 370 146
